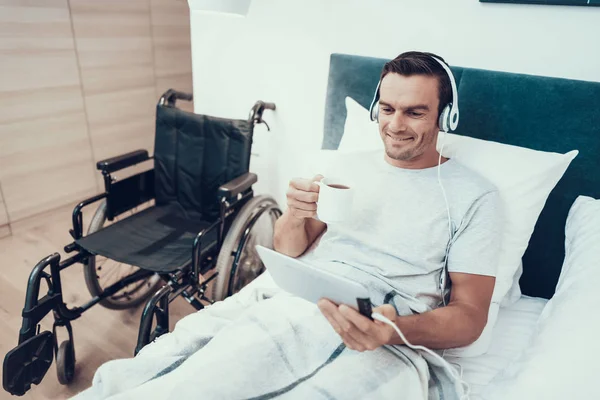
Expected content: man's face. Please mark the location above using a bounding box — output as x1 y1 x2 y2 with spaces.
377 73 441 168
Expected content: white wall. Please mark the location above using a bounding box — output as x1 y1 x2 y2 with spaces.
189 0 600 206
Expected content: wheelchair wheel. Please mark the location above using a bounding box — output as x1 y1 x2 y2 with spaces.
208 195 280 301
56 340 75 385
83 200 161 310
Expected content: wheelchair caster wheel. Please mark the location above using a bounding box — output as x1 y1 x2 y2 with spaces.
56 340 75 385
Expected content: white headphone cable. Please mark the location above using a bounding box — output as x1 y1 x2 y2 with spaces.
437 130 453 307
438 130 452 244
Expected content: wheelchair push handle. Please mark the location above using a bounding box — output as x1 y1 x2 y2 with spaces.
260 101 276 111
249 100 276 131
159 89 193 107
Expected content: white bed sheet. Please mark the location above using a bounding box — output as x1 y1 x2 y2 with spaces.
236 273 547 398
447 295 547 398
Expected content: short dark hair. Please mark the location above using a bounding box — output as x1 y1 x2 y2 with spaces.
380 51 453 119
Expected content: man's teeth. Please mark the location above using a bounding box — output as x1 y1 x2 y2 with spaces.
389 136 412 142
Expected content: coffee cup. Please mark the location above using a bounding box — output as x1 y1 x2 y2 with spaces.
315 177 354 223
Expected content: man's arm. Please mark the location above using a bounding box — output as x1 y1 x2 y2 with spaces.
318 272 495 351
386 272 494 348
273 176 327 258
273 213 326 258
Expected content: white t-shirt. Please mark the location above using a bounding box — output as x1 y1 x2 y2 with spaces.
304 151 503 314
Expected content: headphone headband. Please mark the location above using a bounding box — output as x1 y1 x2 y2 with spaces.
368 54 459 132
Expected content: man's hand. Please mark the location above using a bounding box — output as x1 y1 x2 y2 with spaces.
286 175 323 221
273 175 327 258
318 299 399 351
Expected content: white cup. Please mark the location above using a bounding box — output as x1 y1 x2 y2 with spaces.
315 177 354 223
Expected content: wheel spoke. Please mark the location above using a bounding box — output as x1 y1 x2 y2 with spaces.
100 262 123 284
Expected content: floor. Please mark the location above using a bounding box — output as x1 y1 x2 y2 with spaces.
0 203 194 400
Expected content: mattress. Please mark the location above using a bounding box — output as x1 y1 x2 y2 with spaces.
447 295 548 398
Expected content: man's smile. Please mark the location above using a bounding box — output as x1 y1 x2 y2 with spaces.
386 134 414 143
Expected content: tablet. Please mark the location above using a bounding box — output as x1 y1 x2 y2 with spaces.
255 245 373 319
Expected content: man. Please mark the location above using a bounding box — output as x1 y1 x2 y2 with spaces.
273 51 502 353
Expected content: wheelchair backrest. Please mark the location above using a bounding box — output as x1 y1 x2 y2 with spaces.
153 105 253 221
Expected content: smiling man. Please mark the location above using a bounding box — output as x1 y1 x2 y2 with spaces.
274 51 503 352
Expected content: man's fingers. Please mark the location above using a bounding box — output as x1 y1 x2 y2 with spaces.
290 177 321 193
318 298 337 315
340 320 378 350
321 310 342 334
289 208 316 219
287 188 319 204
342 335 365 352
318 299 342 333
373 304 398 321
339 304 373 333
338 305 382 350
327 305 373 351
318 299 372 352
318 299 350 332
287 198 317 212
286 184 320 220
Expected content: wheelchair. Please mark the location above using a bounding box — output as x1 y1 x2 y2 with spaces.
2 89 282 396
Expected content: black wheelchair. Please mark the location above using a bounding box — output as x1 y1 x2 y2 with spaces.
2 89 282 396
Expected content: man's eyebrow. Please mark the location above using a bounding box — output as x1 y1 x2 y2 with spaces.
405 104 430 111
379 101 430 111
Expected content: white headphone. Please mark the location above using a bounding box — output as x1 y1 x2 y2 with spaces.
368 55 459 133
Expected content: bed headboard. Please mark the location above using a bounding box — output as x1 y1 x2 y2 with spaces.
322 53 600 299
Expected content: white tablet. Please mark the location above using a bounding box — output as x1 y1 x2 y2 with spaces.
255 245 373 319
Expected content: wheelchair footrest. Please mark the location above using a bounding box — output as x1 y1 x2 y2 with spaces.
3 331 54 396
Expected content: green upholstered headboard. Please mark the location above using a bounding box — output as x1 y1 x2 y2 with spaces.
322 53 600 299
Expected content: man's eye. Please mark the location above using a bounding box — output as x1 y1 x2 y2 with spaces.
409 112 424 117
381 107 393 113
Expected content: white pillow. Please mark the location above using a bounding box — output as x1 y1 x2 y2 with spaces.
343 96 578 357
437 134 578 307
338 97 383 152
484 196 600 400
285 149 358 180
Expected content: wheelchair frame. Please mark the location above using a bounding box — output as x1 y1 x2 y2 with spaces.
3 90 282 396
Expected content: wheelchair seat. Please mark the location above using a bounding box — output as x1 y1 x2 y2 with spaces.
77 103 252 273
76 204 218 272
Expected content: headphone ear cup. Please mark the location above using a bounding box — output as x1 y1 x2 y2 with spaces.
438 105 451 132
369 80 381 122
370 102 379 122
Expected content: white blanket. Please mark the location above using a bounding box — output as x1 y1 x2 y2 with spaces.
73 274 464 400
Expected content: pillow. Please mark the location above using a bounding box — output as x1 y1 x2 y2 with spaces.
338 97 383 152
484 196 600 400
343 96 578 357
437 134 577 307
284 149 359 181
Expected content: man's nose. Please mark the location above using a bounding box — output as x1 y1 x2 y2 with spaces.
388 112 407 132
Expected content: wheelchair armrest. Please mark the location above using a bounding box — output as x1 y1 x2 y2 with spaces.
218 173 257 199
96 150 150 173
68 192 107 242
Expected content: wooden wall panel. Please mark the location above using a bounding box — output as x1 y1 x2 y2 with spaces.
0 0 194 234
0 186 9 239
70 0 157 190
150 0 194 113
0 0 97 224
